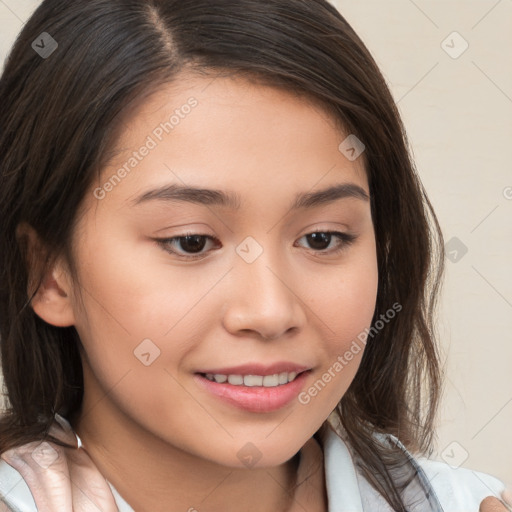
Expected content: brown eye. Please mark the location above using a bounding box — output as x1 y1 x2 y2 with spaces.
305 232 333 250
157 234 221 259
295 231 356 255
174 235 208 254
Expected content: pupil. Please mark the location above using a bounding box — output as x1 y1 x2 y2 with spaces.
307 232 330 250
180 235 206 253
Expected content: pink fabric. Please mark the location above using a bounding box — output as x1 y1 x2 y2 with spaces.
0 415 118 511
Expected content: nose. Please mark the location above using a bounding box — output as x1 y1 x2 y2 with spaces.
221 247 306 341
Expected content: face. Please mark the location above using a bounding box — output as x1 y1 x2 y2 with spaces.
56 73 378 468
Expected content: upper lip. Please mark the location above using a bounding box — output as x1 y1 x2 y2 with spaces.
196 362 311 376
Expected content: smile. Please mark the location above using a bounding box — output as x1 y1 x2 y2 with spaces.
194 368 311 413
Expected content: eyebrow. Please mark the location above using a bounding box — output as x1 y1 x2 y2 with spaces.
130 182 369 210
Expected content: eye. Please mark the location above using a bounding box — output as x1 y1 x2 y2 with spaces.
156 233 220 260
295 231 357 255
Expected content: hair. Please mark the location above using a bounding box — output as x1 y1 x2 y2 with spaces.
0 0 445 509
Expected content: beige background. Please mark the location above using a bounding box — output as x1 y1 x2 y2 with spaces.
0 0 510 486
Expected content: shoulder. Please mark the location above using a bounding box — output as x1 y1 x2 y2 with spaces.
386 431 507 510
0 459 37 512
416 456 506 511
322 425 506 511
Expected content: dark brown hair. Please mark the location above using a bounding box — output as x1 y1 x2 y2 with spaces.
0 0 445 509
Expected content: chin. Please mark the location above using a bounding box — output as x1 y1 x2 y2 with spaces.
212 434 309 470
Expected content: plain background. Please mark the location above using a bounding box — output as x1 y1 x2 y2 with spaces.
0 0 510 486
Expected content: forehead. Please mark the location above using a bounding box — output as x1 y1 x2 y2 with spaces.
93 71 368 212
114 69 345 135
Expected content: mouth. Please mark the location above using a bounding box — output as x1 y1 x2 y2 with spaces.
194 365 311 413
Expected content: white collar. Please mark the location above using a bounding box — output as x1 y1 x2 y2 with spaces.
322 426 365 512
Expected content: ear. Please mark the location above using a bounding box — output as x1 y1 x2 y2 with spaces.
16 222 76 327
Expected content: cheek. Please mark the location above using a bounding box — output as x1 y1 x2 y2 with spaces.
298 242 378 413
320 244 379 350
70 224 239 418
72 223 218 342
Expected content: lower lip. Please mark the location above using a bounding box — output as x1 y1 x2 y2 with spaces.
194 371 310 413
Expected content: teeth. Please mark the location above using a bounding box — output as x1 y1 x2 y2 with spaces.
244 375 263 387
203 371 300 387
227 374 244 385
262 374 279 387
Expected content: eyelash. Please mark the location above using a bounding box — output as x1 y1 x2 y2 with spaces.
155 230 357 261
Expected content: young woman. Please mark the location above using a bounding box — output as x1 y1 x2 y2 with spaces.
0 1 509 510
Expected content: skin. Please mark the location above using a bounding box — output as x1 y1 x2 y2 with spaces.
480 497 511 512
30 72 379 511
